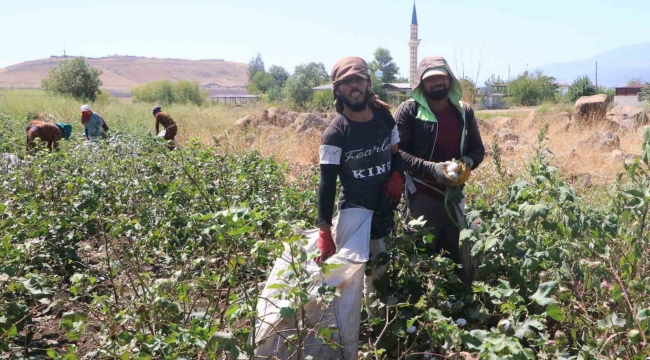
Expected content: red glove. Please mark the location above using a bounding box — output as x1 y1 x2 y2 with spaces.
384 171 405 206
316 230 336 263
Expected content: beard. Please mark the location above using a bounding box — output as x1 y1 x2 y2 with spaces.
423 86 450 101
338 90 369 112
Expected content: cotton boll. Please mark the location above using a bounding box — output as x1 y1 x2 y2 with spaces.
498 319 511 332
406 325 417 333
447 162 459 172
456 318 467 327
448 171 458 179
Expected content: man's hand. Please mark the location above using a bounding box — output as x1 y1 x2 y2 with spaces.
460 156 474 169
424 161 454 185
316 229 336 263
384 171 404 205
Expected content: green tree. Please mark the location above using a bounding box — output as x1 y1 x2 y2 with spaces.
627 77 644 86
41 57 103 101
248 53 265 82
283 62 329 107
638 83 650 102
509 70 558 106
459 77 478 104
294 62 329 85
369 47 400 83
370 72 387 100
567 75 596 102
484 74 506 89
283 75 313 107
268 65 290 88
247 71 276 94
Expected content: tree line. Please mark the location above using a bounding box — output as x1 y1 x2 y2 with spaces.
39 54 650 109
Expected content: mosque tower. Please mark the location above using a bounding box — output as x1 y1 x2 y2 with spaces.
409 1 421 88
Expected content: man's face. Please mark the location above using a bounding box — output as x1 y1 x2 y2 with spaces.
81 110 91 118
422 74 451 101
336 75 369 112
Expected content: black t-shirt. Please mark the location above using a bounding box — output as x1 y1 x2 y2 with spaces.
319 109 400 212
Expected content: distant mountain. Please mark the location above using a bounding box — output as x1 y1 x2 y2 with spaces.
537 43 650 87
0 55 249 97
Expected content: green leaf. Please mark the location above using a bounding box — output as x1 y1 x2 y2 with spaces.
195 213 214 221
279 307 296 318
531 281 557 306
522 348 536 359
519 203 549 223
317 326 332 340
597 313 626 329
267 283 287 290
227 226 255 236
637 308 650 321
461 331 484 349
469 329 490 341
484 235 500 251
624 189 644 198
546 304 564 321
224 304 239 317
406 316 420 328
61 310 88 328
47 349 57 358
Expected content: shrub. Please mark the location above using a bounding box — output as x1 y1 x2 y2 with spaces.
309 90 334 112
567 75 596 102
131 80 206 106
638 83 650 102
41 57 103 101
509 70 558 106
173 80 207 106
267 86 284 103
247 71 276 94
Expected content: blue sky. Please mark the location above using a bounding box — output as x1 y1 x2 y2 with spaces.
1 0 649 85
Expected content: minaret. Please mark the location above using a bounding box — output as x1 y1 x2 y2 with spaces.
409 1 420 88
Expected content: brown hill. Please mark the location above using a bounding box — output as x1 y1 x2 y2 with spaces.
0 55 249 97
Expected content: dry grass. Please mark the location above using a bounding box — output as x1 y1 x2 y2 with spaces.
2 90 645 198
475 105 646 206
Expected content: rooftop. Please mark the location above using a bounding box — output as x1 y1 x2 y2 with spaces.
615 84 646 89
210 94 259 98
383 83 412 90
312 84 333 91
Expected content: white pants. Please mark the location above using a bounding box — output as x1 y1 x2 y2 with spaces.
332 209 389 318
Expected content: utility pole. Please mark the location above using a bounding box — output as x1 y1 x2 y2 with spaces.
595 61 598 89
508 64 510 97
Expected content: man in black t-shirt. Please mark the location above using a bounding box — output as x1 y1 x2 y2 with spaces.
317 56 405 316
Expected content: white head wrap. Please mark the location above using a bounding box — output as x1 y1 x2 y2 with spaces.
80 105 92 112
